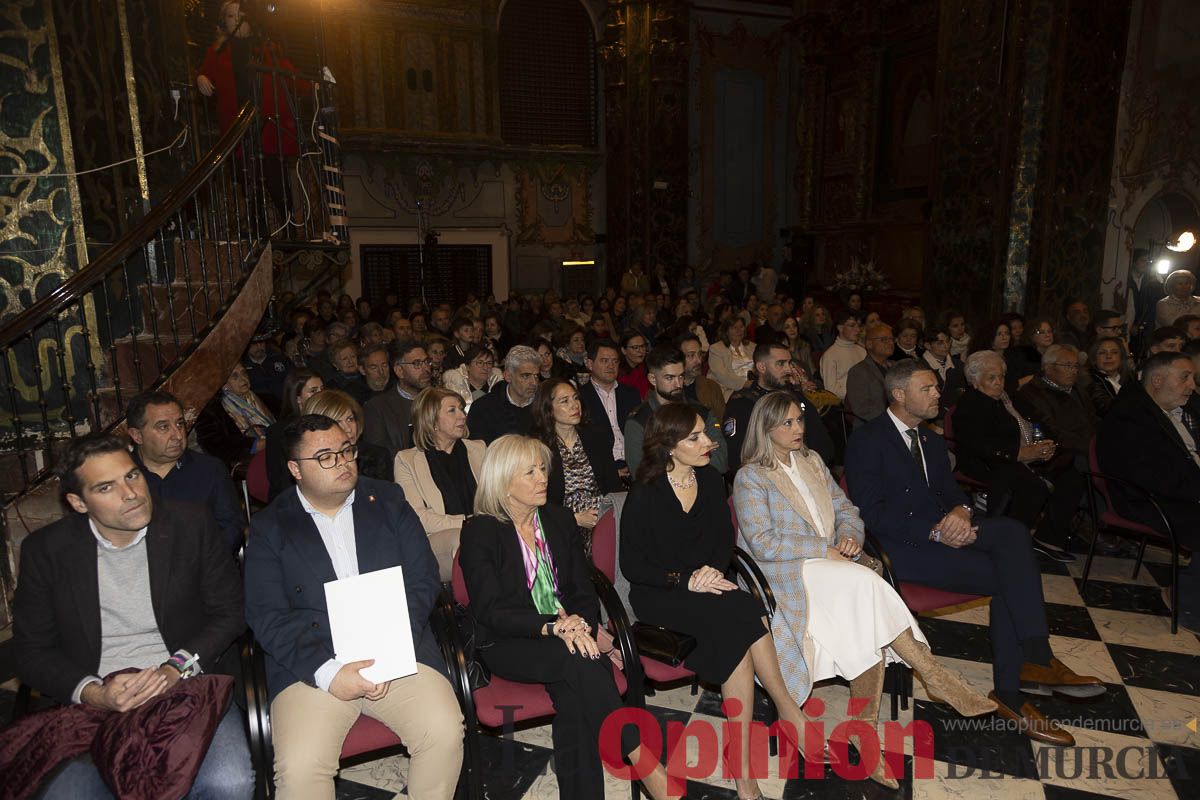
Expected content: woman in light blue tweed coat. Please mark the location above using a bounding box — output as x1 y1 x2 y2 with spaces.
732 391 996 789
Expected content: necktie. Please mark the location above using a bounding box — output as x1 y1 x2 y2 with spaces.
906 428 926 484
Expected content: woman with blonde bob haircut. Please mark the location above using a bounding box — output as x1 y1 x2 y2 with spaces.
301 389 391 481
733 391 996 789
459 435 670 799
395 387 485 579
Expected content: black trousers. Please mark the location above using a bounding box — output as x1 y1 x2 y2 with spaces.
483 636 638 800
886 517 1049 694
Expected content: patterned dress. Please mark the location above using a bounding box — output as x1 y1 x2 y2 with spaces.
556 436 603 555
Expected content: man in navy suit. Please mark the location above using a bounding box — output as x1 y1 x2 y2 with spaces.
845 360 1104 748
579 339 640 479
244 415 463 798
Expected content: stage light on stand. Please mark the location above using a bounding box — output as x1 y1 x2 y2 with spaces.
1167 231 1196 252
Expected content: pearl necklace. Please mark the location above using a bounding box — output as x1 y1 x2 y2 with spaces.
667 468 697 490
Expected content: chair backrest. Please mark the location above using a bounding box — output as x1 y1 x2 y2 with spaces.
451 551 470 606
591 509 618 583
1087 436 1115 509
246 449 269 504
942 405 957 447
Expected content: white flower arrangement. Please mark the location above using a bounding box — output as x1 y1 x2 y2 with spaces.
828 259 890 293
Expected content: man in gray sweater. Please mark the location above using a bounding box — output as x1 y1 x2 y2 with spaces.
13 432 250 798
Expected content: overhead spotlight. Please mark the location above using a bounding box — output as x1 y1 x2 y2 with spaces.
1156 258 1173 275
1167 231 1196 252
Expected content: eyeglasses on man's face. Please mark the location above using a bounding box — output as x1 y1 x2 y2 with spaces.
293 445 359 469
398 359 433 368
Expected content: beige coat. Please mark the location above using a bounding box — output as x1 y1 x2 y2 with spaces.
394 439 486 579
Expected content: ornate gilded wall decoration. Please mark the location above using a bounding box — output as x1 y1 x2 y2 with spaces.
513 162 594 247
0 0 86 319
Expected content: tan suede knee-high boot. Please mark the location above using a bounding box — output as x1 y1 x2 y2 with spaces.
889 629 997 717
846 659 899 790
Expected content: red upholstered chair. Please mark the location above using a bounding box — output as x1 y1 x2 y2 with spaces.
591 510 699 693
1084 437 1186 633
241 595 470 800
450 549 643 799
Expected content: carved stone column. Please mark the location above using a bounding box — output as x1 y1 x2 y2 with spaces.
602 0 689 279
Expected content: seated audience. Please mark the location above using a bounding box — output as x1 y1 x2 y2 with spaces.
780 315 818 378
969 318 1030 394
1022 317 1056 366
265 368 325 501
845 322 894 426
441 313 478 370
1148 324 1186 356
467 344 541 443
326 339 370 404
617 330 652 399
245 415 463 797
921 324 966 418
624 346 728 475
1092 309 1127 348
1015 344 1096 457
459 435 670 799
363 340 432 460
304 389 391 482
127 390 244 555
953 351 1075 560
1058 299 1092 352
620 403 810 800
1175 313 1200 342
890 318 924 361
944 310 971 358
1097 352 1200 633
707 316 756 399
529 379 622 555
723 342 835 471
1082 336 1132 417
845 360 1104 749
552 323 590 383
818 310 866 401
803 305 836 352
733 392 995 788
579 339 640 478
676 331 726 419
357 342 392 399
200 361 274 464
13 433 249 799
243 333 290 409
442 343 502 411
1001 312 1026 346
394 387 485 580
1156 269 1200 328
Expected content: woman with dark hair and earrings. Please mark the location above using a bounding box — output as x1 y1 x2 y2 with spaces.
529 379 622 555
265 367 324 500
620 403 810 800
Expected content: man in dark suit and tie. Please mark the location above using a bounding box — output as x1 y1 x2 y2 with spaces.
244 414 463 798
845 360 1104 747
578 339 640 477
13 433 251 797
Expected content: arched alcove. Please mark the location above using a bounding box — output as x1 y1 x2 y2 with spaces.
1130 190 1200 277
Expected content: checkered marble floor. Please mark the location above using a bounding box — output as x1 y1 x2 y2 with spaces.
333 542 1200 799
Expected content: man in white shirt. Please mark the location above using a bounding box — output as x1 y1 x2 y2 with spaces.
245 415 463 798
579 339 640 477
819 310 867 401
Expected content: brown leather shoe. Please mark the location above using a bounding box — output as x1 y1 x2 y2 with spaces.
1021 658 1106 698
988 692 1076 746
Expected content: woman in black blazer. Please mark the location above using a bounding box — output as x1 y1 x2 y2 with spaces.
529 379 622 556
458 435 669 800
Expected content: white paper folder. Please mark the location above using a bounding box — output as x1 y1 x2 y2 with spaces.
324 565 417 684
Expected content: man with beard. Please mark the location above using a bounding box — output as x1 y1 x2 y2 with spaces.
357 342 392 399
722 342 835 472
127 390 244 555
623 346 728 475
244 415 463 797
676 331 726 419
363 340 432 460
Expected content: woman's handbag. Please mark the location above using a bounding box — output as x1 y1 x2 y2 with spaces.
631 622 697 667
452 604 492 690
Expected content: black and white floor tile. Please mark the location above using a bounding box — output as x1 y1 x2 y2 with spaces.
329 543 1200 799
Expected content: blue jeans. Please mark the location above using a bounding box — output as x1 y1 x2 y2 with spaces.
38 704 254 799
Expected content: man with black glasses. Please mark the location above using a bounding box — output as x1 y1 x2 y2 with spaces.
363 340 432 459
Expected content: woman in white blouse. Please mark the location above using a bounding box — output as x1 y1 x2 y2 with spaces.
707 316 755 399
